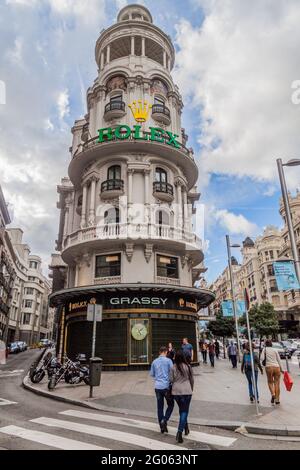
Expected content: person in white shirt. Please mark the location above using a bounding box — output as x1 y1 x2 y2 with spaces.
263 339 284 405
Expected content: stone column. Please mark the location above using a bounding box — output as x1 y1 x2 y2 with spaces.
63 205 69 239
163 50 167 68
80 183 88 228
131 36 135 55
128 169 134 205
183 188 189 231
88 177 97 225
106 44 110 64
142 37 146 56
188 201 193 232
176 182 183 230
100 52 104 69
144 169 151 224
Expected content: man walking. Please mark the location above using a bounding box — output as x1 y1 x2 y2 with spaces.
150 346 174 433
227 340 238 368
215 340 220 359
208 340 215 367
182 337 194 364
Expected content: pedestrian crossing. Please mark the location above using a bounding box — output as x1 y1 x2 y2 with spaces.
0 369 24 379
0 408 237 450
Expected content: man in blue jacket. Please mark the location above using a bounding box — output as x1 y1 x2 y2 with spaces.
150 346 174 433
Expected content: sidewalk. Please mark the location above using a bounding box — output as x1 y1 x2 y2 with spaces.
24 356 300 437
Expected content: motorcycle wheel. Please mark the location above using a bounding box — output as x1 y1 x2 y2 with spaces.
83 376 90 385
31 370 45 383
48 375 57 390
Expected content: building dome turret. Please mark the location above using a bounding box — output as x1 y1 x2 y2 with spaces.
117 4 153 23
243 237 255 248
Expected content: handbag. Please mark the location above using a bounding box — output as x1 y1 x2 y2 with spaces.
283 371 293 392
262 349 266 367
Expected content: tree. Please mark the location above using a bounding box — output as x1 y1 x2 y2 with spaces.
239 302 279 354
207 309 235 358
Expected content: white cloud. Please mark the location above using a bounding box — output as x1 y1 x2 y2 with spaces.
6 0 38 6
6 37 23 66
174 0 300 190
214 209 258 236
57 89 70 120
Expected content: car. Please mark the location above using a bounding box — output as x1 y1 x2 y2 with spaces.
8 342 21 354
17 341 27 352
39 339 52 348
272 342 291 359
280 340 297 355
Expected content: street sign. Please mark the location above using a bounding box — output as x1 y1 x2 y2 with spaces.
87 304 103 322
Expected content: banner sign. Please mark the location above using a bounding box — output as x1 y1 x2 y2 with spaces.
221 300 245 317
273 261 300 291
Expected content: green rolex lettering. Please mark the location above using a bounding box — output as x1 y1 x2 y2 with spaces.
133 125 148 140
115 125 131 140
149 127 164 143
98 127 113 143
165 131 180 148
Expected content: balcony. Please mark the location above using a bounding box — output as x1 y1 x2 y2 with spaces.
104 101 126 121
101 179 124 199
62 223 203 264
152 104 171 125
153 181 174 202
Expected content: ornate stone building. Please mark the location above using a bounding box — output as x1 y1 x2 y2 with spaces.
49 5 214 368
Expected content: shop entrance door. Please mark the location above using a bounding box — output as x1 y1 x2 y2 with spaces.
129 319 149 365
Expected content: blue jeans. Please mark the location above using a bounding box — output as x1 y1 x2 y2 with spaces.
174 395 192 433
245 369 259 399
155 389 174 424
230 354 237 368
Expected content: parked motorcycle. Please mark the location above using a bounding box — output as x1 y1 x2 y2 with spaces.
48 356 90 390
30 351 54 383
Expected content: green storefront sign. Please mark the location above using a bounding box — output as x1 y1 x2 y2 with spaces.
98 125 180 149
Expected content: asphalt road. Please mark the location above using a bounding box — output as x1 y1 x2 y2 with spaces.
0 350 300 451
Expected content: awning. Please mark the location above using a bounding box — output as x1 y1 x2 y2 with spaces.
49 283 215 309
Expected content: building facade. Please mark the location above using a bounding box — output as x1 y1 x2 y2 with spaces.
49 5 214 368
210 224 300 334
0 185 14 341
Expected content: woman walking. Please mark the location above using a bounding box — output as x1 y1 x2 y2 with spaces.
241 342 263 403
166 342 176 362
263 339 284 405
170 350 194 443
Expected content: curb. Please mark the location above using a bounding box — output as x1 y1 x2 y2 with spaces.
22 376 300 438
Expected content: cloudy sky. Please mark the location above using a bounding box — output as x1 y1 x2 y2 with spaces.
0 0 300 282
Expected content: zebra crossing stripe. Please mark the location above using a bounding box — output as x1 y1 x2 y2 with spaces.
30 417 188 450
0 398 17 406
0 425 109 450
60 409 236 447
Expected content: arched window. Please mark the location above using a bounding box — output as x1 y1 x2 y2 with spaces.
156 210 169 226
108 165 121 180
104 207 120 225
155 167 167 183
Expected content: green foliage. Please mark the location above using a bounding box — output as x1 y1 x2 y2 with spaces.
207 309 235 338
239 302 279 337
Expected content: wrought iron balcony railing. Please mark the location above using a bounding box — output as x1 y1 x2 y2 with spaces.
104 101 126 114
153 181 174 196
101 179 124 193
152 104 171 118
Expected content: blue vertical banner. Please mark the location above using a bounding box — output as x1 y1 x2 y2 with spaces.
273 261 300 291
221 300 234 317
236 300 246 317
222 300 245 317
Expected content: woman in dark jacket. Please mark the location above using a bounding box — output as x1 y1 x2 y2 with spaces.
170 350 194 443
166 342 175 362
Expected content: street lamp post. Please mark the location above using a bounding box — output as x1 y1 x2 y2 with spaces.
226 235 242 362
277 158 300 283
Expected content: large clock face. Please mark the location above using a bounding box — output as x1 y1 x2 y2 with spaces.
131 323 148 341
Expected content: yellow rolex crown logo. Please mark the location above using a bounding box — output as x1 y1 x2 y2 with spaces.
128 100 152 123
